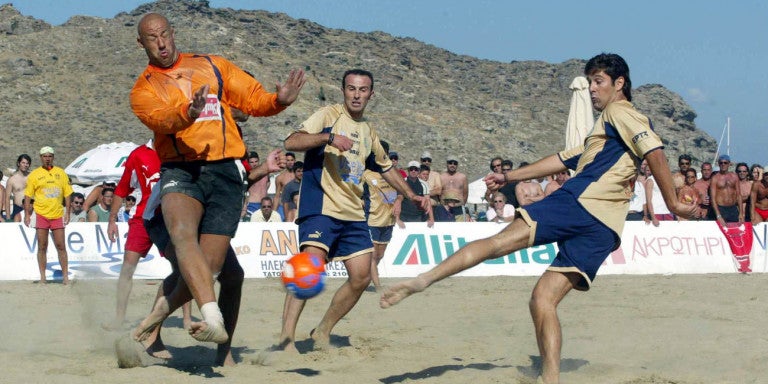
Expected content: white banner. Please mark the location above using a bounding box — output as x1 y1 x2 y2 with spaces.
1 221 766 281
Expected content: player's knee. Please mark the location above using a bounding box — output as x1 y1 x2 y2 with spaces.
348 272 371 290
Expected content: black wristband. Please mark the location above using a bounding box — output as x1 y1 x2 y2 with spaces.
327 133 335 145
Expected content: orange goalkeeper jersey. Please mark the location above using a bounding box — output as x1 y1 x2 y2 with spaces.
130 53 285 162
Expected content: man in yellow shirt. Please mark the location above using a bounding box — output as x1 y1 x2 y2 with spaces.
24 146 73 284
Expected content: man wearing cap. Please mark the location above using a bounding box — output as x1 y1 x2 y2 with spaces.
395 160 434 224
420 151 442 206
710 154 742 224
440 155 469 217
389 151 406 178
24 146 73 284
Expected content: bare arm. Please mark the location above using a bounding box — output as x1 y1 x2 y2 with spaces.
284 131 353 152
108 194 124 242
248 149 286 183
645 149 697 220
486 154 567 191
751 182 760 225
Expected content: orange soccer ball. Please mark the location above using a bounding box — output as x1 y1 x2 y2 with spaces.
281 252 327 299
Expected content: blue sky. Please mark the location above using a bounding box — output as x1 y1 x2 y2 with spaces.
14 0 768 166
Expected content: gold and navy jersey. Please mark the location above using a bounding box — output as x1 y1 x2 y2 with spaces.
295 104 393 222
363 170 397 227
557 100 663 235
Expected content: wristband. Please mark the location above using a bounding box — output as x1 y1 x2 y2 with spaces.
327 133 335 145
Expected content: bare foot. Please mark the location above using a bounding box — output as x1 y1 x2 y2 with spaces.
379 276 429 308
216 351 236 367
189 320 228 344
310 328 331 350
143 337 173 360
132 296 170 342
270 338 299 353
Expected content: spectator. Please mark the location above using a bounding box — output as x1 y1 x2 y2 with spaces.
486 192 515 223
84 181 117 212
644 165 674 226
88 187 113 222
693 162 714 219
751 164 763 182
273 152 296 220
433 190 462 222
544 171 569 196
119 195 137 223
69 193 87 223
751 169 768 224
677 169 699 221
484 156 505 203
242 151 270 220
515 176 545 207
440 155 469 216
280 161 303 223
672 154 692 193
389 151 406 178
710 154 742 225
250 196 281 222
420 151 443 206
395 161 434 225
6 154 32 222
736 162 752 222
24 146 73 284
626 167 646 221
497 160 519 207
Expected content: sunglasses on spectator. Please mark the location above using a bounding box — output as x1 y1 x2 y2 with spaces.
719 161 729 165
421 158 432 162
389 156 398 160
737 169 748 173
679 161 690 165
492 163 502 168
447 160 458 165
262 205 273 208
408 167 419 171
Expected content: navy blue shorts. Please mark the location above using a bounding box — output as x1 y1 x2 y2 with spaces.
518 189 619 291
369 225 394 244
298 214 373 261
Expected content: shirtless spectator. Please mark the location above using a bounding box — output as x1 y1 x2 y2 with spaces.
281 161 303 223
420 151 442 206
243 151 269 220
672 154 692 193
677 169 699 221
440 155 468 217
88 187 113 222
751 170 768 224
710 155 742 225
273 151 296 220
544 170 569 196
515 178 545 207
497 160 519 207
735 162 753 222
69 193 87 223
693 162 714 219
6 154 31 222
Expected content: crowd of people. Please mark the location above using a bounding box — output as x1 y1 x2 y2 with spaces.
0 11 765 383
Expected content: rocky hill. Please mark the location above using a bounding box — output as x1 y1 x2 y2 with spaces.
0 1 717 181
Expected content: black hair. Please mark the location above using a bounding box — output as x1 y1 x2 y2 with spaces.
293 161 304 172
17 154 31 166
584 53 632 101
126 195 137 202
678 154 692 162
248 151 259 159
342 69 374 90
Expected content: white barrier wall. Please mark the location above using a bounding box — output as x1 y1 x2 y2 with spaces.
1 221 767 281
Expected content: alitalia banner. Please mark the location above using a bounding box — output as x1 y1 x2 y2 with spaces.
1 221 767 281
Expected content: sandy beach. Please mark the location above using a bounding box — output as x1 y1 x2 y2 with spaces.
1 274 765 384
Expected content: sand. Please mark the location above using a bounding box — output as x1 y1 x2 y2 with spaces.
0 274 765 384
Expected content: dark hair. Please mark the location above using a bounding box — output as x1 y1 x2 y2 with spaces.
17 154 31 166
501 159 514 168
678 154 692 162
519 161 530 168
260 196 273 204
126 195 137 202
420 164 430 172
285 152 296 159
584 53 632 101
293 161 304 172
71 192 85 201
342 69 374 90
248 151 259 160
736 162 750 179
685 168 697 177
379 140 390 154
489 156 504 171
101 188 115 196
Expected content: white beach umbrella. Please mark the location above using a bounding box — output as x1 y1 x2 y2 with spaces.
565 76 594 150
65 142 138 185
